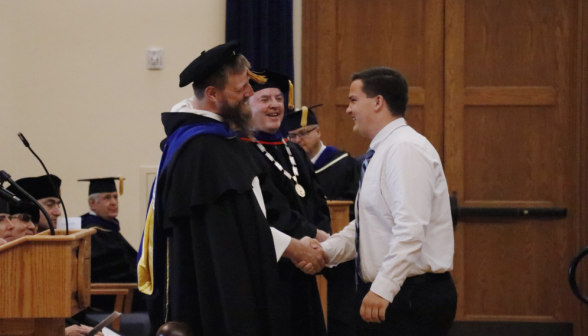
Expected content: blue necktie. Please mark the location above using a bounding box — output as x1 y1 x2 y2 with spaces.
356 148 375 286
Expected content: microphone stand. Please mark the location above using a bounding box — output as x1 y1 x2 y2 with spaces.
0 171 55 236
17 133 69 235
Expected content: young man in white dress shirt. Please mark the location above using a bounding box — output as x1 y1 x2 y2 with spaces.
311 67 457 335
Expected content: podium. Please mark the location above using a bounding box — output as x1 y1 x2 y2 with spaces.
0 229 96 336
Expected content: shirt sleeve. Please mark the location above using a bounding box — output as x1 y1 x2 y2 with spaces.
271 227 292 261
320 220 357 266
370 142 435 302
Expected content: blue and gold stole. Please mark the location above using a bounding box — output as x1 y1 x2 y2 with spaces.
137 122 236 295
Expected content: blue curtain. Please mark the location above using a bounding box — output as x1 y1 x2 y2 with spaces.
225 0 294 81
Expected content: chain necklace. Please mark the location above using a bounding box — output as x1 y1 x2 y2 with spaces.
254 139 306 197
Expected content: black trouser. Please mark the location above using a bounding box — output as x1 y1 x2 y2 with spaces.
355 272 457 336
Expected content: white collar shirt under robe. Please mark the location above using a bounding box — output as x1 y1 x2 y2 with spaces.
321 118 454 302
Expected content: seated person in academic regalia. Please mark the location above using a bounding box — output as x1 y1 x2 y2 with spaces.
286 106 360 217
0 199 13 245
5 201 39 241
244 69 330 336
78 177 146 312
7 175 62 232
286 106 360 336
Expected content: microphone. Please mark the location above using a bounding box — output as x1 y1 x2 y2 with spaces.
0 171 55 235
0 186 22 205
17 132 69 235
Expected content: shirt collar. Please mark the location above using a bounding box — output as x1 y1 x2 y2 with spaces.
170 96 224 122
369 118 407 151
89 210 97 216
311 142 326 164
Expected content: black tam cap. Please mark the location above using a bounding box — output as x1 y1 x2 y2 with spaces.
7 175 61 200
179 40 241 88
250 69 294 110
285 104 322 131
78 177 125 196
0 199 8 214
9 201 40 224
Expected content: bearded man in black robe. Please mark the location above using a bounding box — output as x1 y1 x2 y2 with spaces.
138 41 329 336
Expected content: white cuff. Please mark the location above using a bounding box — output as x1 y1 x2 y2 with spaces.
270 227 291 261
370 275 401 303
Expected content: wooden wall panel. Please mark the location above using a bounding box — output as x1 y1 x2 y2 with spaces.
446 0 581 327
302 0 444 157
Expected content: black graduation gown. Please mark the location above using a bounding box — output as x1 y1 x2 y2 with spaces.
81 213 146 312
313 147 360 213
148 113 288 336
313 147 360 336
244 132 330 336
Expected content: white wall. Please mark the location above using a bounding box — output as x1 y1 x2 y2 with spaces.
0 0 227 248
0 0 303 248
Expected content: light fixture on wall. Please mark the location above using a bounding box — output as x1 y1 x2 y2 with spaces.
147 48 164 70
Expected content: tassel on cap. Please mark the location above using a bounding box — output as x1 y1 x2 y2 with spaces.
119 177 125 196
301 106 309 127
288 80 294 110
247 69 267 84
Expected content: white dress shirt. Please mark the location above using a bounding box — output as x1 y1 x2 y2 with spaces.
321 118 454 302
170 98 291 261
310 142 327 164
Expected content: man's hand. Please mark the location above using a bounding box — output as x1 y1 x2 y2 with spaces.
360 290 389 323
315 229 330 242
65 325 86 336
65 325 103 336
283 237 329 274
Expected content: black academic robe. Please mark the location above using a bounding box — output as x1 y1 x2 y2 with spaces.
244 131 331 336
313 147 360 336
81 213 146 312
148 113 289 336
313 146 360 213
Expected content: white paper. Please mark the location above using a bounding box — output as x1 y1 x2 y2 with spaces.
56 217 81 230
102 327 121 336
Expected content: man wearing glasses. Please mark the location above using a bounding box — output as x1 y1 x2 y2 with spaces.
286 106 361 336
7 175 62 232
0 199 14 245
286 106 360 209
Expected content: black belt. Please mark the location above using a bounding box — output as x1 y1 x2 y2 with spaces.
360 272 451 288
403 272 451 285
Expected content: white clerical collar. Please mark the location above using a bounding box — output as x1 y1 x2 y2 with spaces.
170 96 224 122
370 118 407 151
89 210 97 216
310 142 326 164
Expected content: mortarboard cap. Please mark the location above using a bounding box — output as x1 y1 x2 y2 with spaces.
7 175 61 200
250 69 294 110
285 104 322 131
9 201 40 224
0 199 8 214
78 177 125 196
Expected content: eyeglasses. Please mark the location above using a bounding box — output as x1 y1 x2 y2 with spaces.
9 213 32 222
0 215 8 222
288 126 319 140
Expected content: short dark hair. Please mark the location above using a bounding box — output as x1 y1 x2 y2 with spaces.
193 54 251 99
351 67 408 117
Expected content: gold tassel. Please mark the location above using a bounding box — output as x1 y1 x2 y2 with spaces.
247 69 267 84
288 80 294 110
119 177 125 196
301 106 308 127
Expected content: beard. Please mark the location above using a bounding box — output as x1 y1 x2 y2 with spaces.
218 98 253 137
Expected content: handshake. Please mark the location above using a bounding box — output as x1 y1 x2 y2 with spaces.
283 235 330 275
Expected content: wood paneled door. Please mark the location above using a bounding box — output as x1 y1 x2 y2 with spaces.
302 0 445 157
303 0 588 334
